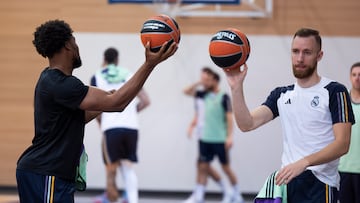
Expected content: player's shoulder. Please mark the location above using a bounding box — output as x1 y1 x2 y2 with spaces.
196 90 207 98
220 91 230 99
42 67 81 84
322 77 348 93
271 84 295 95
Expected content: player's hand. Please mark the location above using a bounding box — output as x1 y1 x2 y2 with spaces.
187 127 194 139
225 136 233 150
275 158 309 185
223 63 248 90
144 40 178 68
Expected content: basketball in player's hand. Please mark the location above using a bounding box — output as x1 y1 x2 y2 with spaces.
209 28 250 70
140 14 181 52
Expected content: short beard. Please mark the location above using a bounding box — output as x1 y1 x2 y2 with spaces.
73 57 82 69
293 63 316 79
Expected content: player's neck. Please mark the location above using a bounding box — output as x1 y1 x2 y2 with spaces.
49 59 73 75
49 64 73 75
48 51 74 75
350 88 360 103
212 86 220 93
296 73 321 88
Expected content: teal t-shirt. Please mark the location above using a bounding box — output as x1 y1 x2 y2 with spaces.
96 64 130 84
339 101 360 173
199 91 231 143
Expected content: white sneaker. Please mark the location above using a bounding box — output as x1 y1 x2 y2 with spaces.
183 194 205 203
221 192 232 203
183 194 196 203
232 195 245 203
221 192 245 203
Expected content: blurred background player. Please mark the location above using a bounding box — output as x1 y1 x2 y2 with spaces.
183 67 244 203
338 62 360 203
184 67 226 202
91 47 150 203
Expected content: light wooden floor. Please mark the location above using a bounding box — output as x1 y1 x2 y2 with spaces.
0 195 18 203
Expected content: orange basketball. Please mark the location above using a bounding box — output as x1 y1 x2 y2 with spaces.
140 14 180 52
209 28 250 70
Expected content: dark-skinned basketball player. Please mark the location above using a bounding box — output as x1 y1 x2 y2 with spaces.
16 19 177 203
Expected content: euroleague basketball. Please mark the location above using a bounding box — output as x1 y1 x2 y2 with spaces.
209 28 250 70
140 14 181 52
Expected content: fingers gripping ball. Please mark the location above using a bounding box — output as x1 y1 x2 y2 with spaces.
209 28 250 70
140 14 181 52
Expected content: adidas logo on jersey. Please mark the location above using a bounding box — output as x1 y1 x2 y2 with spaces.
285 98 291 104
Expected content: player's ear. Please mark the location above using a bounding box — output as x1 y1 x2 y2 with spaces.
317 50 323 62
64 37 76 51
64 40 72 51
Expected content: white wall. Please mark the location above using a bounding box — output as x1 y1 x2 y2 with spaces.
73 32 360 193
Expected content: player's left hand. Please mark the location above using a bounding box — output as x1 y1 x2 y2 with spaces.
275 158 309 185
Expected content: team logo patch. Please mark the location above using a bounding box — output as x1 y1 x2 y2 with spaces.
311 96 320 107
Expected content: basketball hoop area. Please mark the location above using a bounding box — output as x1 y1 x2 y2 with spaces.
147 0 273 19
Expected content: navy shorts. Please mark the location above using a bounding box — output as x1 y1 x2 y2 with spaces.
339 171 360 203
287 170 338 203
103 128 138 164
16 169 76 203
198 140 229 165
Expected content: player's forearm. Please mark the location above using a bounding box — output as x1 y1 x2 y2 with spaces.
136 89 150 112
226 112 234 138
303 142 346 168
137 101 150 112
303 123 351 167
111 63 155 112
183 82 200 96
230 85 254 132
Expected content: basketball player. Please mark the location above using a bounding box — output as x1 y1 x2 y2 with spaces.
92 47 150 203
184 67 226 201
15 19 177 203
224 28 354 203
183 68 244 203
338 62 360 203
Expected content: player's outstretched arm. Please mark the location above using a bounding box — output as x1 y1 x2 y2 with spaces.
224 64 273 131
80 41 178 112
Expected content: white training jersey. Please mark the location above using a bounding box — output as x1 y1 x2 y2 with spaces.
92 67 139 131
263 77 354 188
194 95 205 139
